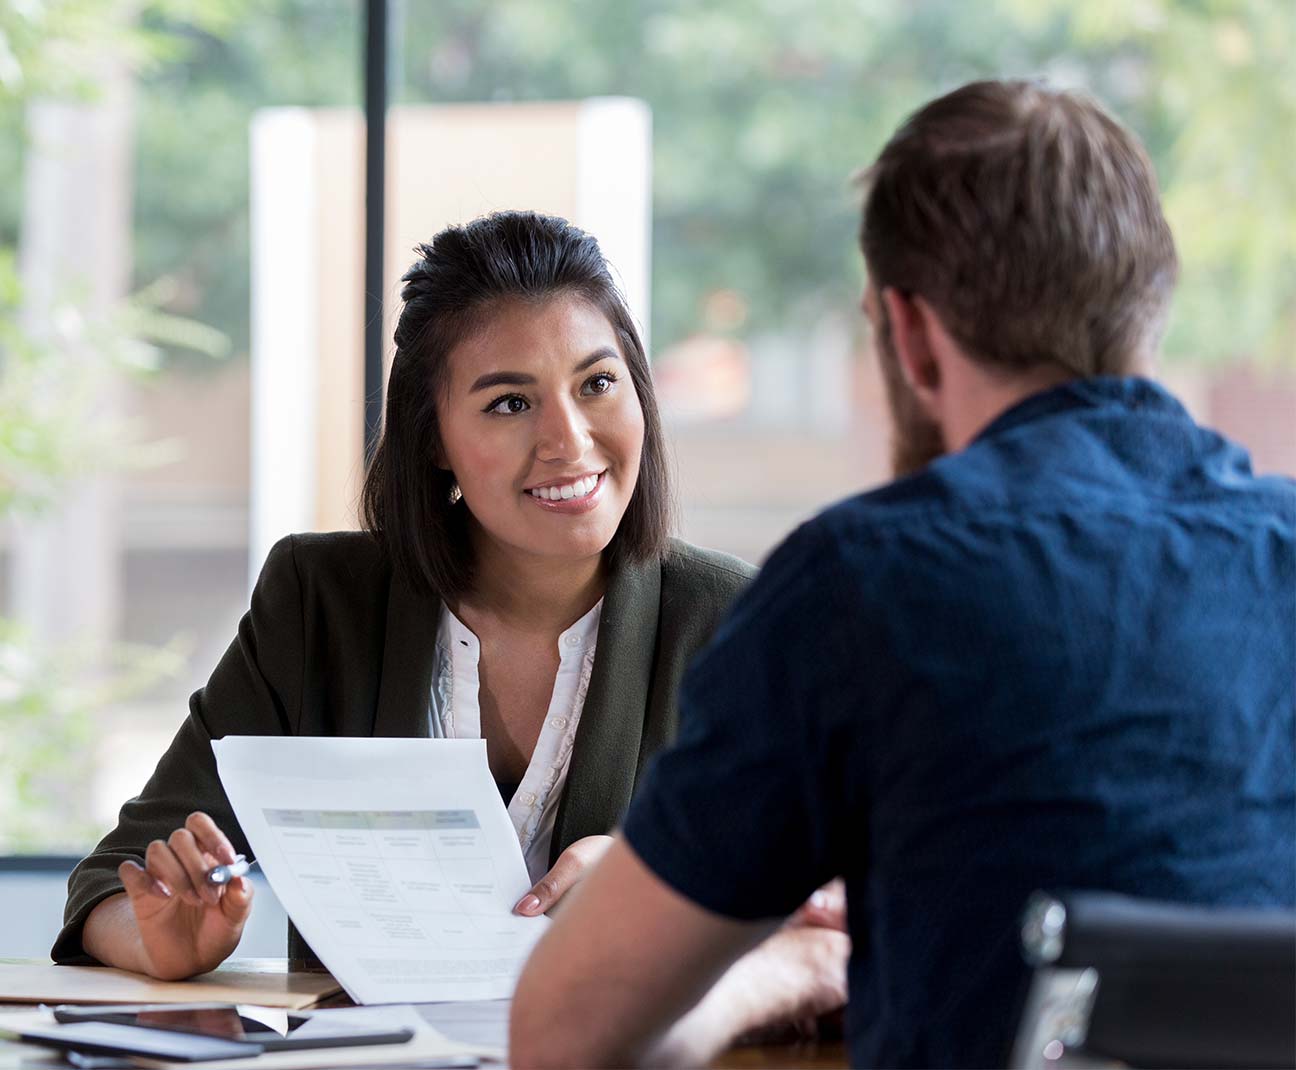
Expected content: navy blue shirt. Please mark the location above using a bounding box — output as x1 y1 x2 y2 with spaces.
624 377 1296 1069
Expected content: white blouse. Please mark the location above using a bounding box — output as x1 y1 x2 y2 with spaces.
428 599 602 884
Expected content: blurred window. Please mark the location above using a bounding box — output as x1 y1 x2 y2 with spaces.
0 0 1290 862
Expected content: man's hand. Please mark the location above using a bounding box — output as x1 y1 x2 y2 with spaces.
513 834 613 916
790 877 847 932
86 811 253 981
700 924 849 1052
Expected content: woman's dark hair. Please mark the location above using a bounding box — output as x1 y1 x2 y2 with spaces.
361 210 672 600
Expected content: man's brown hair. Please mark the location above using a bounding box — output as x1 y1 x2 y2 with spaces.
859 80 1179 377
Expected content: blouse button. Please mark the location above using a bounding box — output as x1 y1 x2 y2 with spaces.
523 792 537 806
564 634 581 647
550 716 568 729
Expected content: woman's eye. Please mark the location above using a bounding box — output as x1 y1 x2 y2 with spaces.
583 372 617 396
486 395 529 415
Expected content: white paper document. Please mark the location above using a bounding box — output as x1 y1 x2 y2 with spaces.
212 736 549 1006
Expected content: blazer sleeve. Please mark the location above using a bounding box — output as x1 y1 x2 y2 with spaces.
51 536 307 964
637 543 758 773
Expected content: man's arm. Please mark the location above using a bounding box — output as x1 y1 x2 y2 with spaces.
510 838 846 1069
511 528 859 1068
511 837 766 1068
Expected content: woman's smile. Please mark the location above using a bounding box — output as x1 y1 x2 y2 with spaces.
526 470 607 512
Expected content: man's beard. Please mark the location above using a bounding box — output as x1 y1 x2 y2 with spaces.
875 308 946 478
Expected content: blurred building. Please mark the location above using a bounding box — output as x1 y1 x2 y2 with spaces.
2 2 1292 852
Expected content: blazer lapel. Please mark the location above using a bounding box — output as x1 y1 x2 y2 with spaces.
550 555 662 859
373 573 440 738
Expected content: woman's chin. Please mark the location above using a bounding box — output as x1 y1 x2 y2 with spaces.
533 531 618 562
508 517 620 563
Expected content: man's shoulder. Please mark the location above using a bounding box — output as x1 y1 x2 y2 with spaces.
804 472 967 547
751 463 1028 606
660 538 757 604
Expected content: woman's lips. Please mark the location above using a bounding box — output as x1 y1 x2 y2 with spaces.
525 471 606 514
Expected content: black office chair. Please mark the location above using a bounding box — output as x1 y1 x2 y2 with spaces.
1010 891 1296 1070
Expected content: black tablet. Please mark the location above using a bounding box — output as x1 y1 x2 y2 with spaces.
52 1003 416 1052
20 1020 263 1062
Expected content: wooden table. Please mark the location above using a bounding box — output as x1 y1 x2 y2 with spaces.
713 1039 848 1068
0 959 848 1068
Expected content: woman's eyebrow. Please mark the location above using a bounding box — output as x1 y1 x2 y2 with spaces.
468 348 621 393
470 370 534 393
573 347 621 373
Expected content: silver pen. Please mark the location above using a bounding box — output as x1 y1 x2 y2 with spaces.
205 853 255 886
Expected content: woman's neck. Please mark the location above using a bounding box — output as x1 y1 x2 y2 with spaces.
459 525 607 635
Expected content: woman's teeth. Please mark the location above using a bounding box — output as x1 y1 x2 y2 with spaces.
529 473 600 501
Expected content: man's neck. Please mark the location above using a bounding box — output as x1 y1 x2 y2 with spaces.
459 524 606 636
940 361 1078 454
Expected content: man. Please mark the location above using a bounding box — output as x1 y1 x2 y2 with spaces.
509 80 1296 1069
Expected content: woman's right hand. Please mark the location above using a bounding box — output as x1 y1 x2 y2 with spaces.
111 811 254 980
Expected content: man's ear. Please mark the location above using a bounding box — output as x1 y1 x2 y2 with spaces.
881 287 941 411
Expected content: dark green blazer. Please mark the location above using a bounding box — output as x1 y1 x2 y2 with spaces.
53 531 754 966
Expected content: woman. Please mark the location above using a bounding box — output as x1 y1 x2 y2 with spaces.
52 211 757 977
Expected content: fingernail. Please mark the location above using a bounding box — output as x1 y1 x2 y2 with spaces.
810 891 828 910
153 880 172 898
516 894 541 915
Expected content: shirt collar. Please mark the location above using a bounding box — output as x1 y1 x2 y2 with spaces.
971 376 1191 446
438 603 479 658
437 597 603 659
559 598 603 655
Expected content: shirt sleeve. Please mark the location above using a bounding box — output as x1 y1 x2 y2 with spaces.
622 520 866 920
50 535 306 964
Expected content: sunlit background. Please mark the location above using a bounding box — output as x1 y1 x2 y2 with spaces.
0 0 1291 897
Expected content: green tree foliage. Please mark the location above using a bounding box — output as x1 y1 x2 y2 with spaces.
0 0 239 502
130 1 361 364
4 0 1291 369
0 0 232 850
0 621 187 851
395 0 1293 365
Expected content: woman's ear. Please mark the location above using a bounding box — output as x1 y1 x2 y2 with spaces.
429 436 448 471
434 451 461 505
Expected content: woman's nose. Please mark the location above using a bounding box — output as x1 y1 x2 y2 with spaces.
535 399 592 462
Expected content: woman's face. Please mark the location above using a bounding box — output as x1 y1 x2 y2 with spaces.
437 295 646 567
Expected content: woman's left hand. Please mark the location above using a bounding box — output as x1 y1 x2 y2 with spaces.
513 834 614 917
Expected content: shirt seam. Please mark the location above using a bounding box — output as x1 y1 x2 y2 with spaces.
664 557 755 584
828 494 1294 542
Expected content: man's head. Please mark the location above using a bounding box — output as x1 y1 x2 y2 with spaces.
857 79 1179 475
